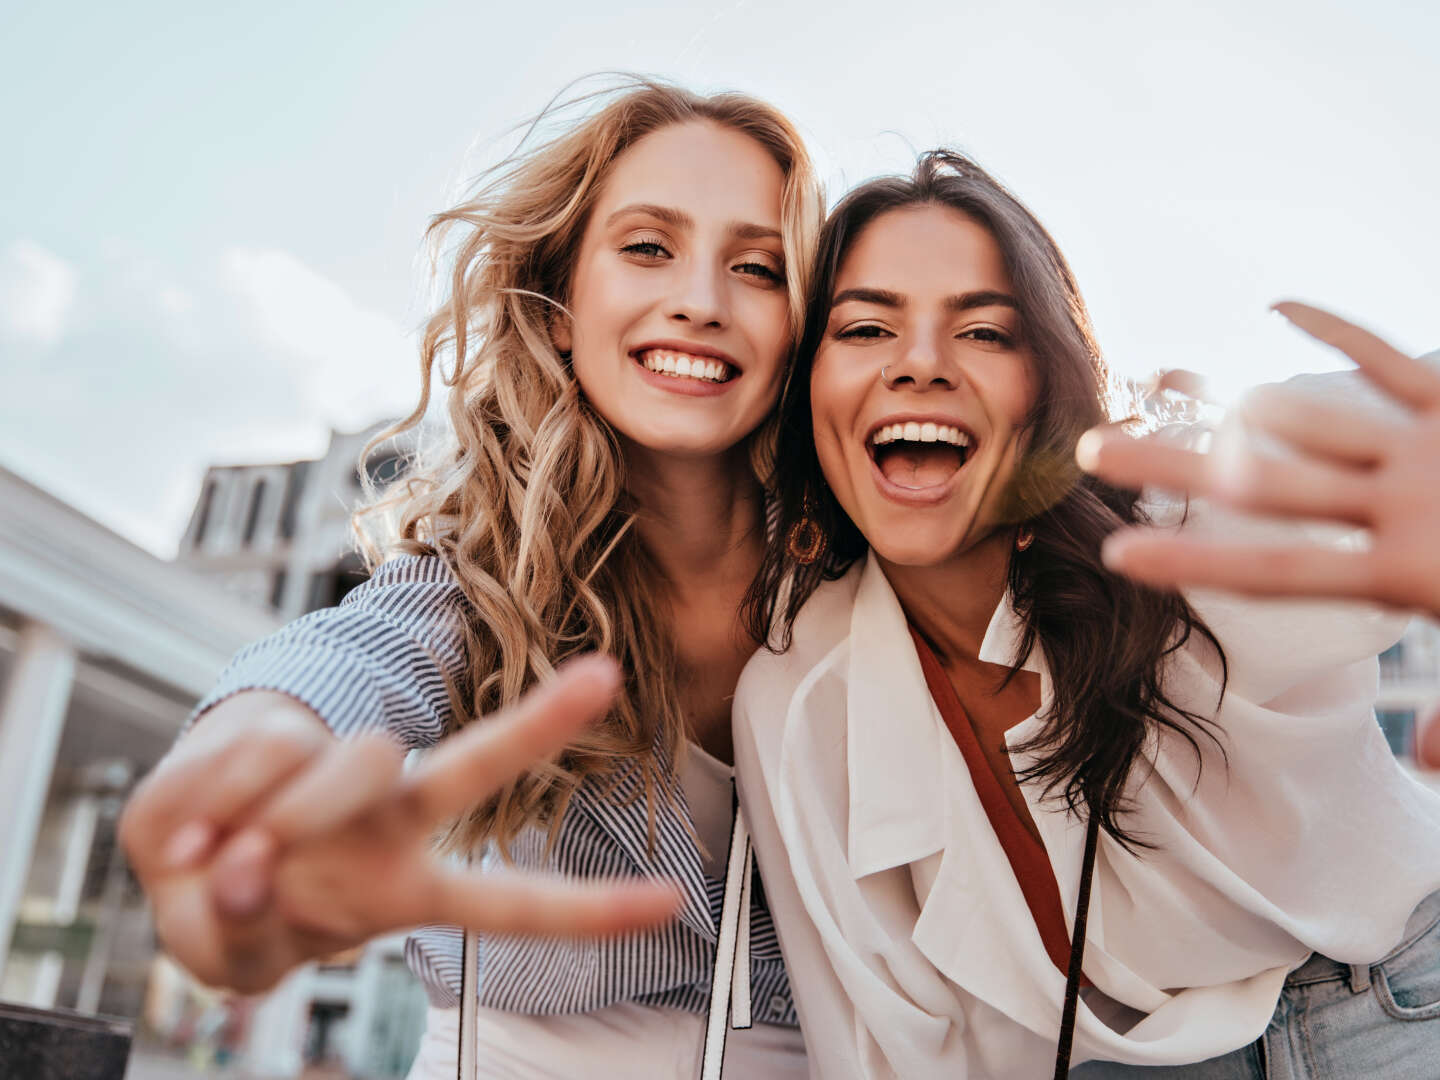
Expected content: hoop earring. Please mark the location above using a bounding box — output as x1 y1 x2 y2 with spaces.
1015 525 1035 553
786 497 826 565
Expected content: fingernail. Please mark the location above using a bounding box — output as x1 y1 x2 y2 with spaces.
163 821 214 869
214 831 275 918
1074 429 1104 472
1099 534 1127 570
216 870 269 919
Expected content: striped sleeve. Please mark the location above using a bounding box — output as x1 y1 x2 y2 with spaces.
189 554 470 749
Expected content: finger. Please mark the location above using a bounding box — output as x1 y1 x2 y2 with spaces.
209 829 279 920
122 733 321 877
400 655 621 826
1150 369 1216 404
1076 427 1373 525
1272 301 1440 410
417 865 680 939
252 733 406 847
1238 383 1396 467
1100 530 1381 601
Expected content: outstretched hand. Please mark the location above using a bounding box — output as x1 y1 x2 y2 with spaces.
120 656 680 993
1076 301 1440 620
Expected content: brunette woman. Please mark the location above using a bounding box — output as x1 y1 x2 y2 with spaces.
735 151 1440 1077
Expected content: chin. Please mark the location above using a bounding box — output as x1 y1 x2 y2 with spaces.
865 533 952 569
623 423 747 459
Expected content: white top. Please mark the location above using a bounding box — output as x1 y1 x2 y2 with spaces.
679 740 740 882
732 546 1440 1078
409 741 807 1080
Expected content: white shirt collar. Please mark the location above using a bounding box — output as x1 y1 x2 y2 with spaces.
845 551 1039 878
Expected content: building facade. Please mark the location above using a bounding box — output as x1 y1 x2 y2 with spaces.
175 423 413 621
0 465 279 1027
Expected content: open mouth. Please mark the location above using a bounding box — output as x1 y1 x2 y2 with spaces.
634 348 736 384
868 421 973 491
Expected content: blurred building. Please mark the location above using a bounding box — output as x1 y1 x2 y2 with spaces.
1378 618 1440 772
0 465 278 1026
174 423 412 621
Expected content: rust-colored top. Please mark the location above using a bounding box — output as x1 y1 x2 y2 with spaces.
909 626 1081 981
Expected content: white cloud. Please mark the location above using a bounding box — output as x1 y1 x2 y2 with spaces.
0 240 78 348
222 247 418 430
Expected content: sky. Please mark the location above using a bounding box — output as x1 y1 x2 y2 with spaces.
2 0 1436 556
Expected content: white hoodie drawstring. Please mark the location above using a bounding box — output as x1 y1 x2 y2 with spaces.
702 800 754 1080
457 804 755 1080
459 921 479 1080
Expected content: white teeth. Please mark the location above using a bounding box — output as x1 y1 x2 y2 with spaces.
638 350 731 383
870 422 973 449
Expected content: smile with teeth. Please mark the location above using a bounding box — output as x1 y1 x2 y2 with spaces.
637 349 735 384
869 421 974 490
871 421 971 449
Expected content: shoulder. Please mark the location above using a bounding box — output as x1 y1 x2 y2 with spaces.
734 564 861 756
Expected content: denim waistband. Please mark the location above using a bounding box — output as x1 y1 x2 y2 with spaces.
1285 888 1440 989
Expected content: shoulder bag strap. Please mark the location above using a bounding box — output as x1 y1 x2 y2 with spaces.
1053 814 1100 1079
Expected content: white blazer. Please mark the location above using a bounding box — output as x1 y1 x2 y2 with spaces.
732 542 1440 1078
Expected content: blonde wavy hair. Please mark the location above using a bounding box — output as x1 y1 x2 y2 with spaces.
355 78 822 855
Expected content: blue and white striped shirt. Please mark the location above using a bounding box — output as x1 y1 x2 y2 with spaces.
194 555 797 1026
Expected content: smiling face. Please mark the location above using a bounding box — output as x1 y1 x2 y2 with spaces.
556 120 792 460
809 203 1036 568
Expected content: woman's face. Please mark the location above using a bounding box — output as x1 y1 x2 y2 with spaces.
559 120 792 460
810 204 1036 568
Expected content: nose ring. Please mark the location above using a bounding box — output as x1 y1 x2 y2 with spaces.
880 364 896 388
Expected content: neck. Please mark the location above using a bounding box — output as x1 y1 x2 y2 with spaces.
879 530 1013 665
622 440 766 591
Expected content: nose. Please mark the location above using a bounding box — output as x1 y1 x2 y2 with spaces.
885 328 956 391
665 258 729 330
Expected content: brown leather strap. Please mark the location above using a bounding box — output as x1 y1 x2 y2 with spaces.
1053 814 1100 1079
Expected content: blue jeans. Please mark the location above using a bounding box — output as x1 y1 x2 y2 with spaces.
1072 890 1440 1079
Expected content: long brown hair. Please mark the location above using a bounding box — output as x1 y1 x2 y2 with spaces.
357 78 822 853
744 150 1225 850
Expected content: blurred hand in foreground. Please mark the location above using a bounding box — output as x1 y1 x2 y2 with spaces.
1076 301 1440 618
119 656 679 993
1075 302 1440 766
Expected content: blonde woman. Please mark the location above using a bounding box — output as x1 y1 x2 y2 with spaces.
120 80 822 1079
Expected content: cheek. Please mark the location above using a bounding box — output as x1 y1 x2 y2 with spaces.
808 355 864 489
743 293 794 382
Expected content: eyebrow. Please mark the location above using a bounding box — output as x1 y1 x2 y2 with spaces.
831 287 1019 313
605 203 782 243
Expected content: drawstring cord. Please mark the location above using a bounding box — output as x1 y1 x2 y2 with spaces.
458 801 755 1080
701 793 754 1080
459 923 478 1080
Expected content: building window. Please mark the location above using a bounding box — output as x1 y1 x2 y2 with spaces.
242 479 268 547
279 462 310 541
269 569 288 611
362 452 405 489
306 555 369 613
192 480 217 546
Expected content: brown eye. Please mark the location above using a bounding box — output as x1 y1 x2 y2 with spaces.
837 324 891 340
621 241 670 259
